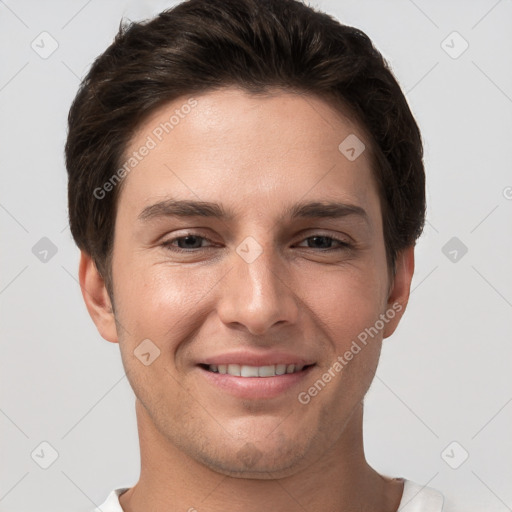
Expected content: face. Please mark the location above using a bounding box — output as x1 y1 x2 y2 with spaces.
83 87 413 478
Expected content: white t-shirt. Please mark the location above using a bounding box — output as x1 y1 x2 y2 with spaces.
93 478 461 511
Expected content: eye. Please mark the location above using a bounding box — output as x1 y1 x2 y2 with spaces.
295 235 351 251
161 234 213 252
160 232 352 254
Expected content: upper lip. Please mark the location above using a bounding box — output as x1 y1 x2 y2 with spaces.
199 351 316 367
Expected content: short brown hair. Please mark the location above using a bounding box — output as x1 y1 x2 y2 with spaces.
66 0 425 296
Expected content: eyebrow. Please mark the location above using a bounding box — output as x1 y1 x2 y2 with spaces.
138 198 369 224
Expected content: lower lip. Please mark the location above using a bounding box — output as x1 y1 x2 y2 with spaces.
198 365 315 399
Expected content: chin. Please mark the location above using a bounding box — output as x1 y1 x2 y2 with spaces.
202 453 307 479
190 434 317 479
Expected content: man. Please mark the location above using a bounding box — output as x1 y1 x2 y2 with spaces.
65 0 458 510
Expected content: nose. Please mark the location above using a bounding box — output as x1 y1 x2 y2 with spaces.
216 241 299 336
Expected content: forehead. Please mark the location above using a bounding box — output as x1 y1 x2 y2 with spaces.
129 87 368 155
117 87 380 222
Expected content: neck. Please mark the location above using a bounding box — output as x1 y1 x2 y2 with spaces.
119 399 403 512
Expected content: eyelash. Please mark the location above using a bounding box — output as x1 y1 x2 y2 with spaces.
160 233 352 253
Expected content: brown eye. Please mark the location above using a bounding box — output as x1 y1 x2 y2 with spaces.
161 234 212 252
175 235 204 249
296 235 351 251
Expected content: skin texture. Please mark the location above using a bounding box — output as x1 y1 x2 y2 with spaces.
80 87 415 512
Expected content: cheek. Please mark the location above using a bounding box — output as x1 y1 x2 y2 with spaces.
113 257 222 348
301 263 387 344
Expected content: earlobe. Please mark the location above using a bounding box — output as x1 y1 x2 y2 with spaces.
78 251 119 343
383 246 415 339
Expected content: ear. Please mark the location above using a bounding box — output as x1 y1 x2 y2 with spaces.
382 245 415 339
78 251 118 343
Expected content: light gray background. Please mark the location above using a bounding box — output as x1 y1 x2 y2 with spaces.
1 1 511 511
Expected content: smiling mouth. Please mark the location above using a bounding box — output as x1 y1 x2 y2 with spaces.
199 363 315 377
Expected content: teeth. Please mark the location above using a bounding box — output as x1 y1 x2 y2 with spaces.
258 365 275 377
207 363 307 377
275 364 287 375
241 365 259 377
228 364 241 376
